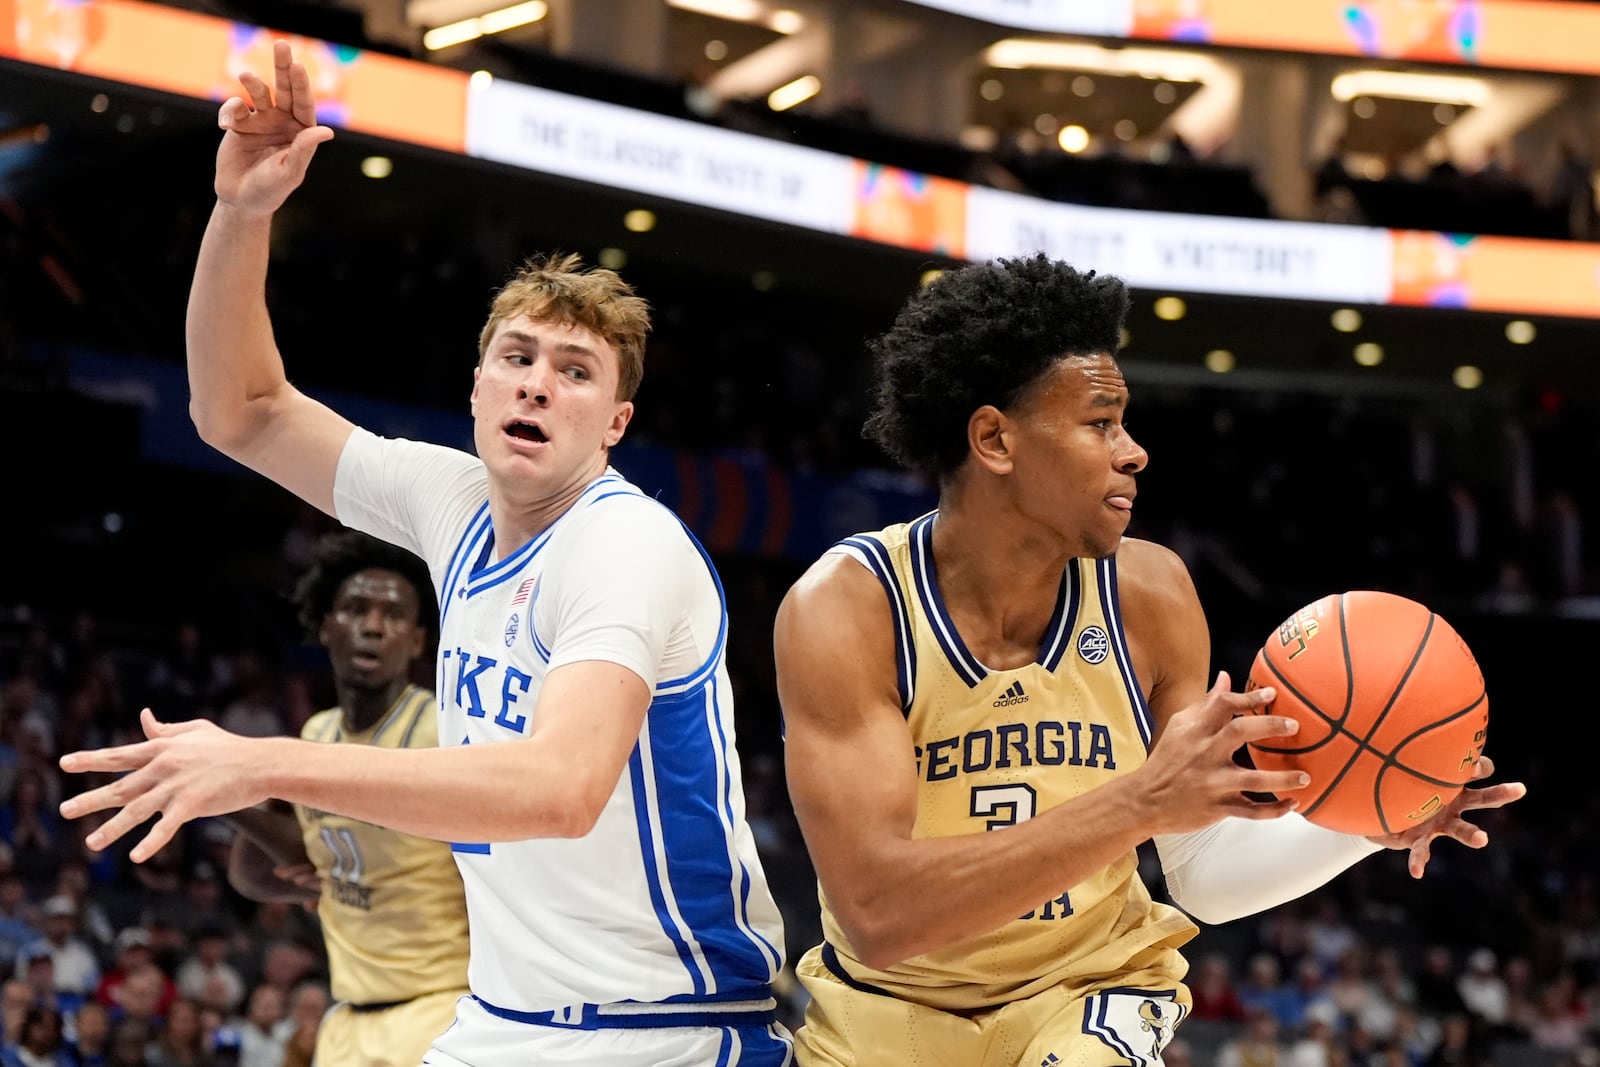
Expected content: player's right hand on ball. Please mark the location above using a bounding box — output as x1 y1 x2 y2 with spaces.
1136 671 1310 834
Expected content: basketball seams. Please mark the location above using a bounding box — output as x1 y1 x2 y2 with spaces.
1312 607 1440 825
1248 592 1487 835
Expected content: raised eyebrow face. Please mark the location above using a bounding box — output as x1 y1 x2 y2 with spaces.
494 329 603 363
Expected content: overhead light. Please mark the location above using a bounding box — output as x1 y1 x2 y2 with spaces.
1505 320 1536 344
1204 349 1235 373
1153 296 1186 321
980 78 1004 101
752 270 776 291
360 156 393 179
1353 342 1384 367
704 39 728 61
1331 308 1362 333
469 70 494 91
1058 124 1089 153
422 0 546 50
1453 365 1484 389
665 0 803 33
623 209 656 233
767 75 821 112
598 247 628 270
1330 70 1489 107
984 39 1211 81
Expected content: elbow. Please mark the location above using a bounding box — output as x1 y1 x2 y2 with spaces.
1166 884 1245 928
832 906 913 972
538 784 609 840
189 399 246 453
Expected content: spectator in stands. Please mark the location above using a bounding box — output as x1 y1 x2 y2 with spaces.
143 625 231 721
0 876 37 969
1416 946 1470 1019
1239 952 1300 1027
226 985 285 1067
105 1018 150 1067
174 929 243 1019
108 966 168 1032
1191 952 1250 1022
95 930 175 1019
143 997 207 1067
1 982 33 1047
13 898 95 1002
1218 1007 1287 1067
1458 948 1509 1031
1 1004 72 1067
276 981 326 1067
1 771 61 890
69 1000 113 1067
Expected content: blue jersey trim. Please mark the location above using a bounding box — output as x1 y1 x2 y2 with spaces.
630 682 783 997
909 514 987 687
1039 564 1082 672
469 993 777 1031
837 535 916 715
1099 557 1154 745
438 504 492 632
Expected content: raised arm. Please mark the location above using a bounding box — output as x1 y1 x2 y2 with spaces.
187 39 354 514
774 553 1306 970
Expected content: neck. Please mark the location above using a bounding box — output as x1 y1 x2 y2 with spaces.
489 456 609 560
337 678 410 733
933 480 1076 657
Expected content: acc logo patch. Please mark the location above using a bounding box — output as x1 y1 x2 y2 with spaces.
1077 625 1110 665
504 613 520 647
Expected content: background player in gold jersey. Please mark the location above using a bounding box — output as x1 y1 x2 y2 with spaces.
226 529 469 1067
773 255 1525 1067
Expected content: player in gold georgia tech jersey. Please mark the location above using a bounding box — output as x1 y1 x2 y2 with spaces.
226 530 470 1067
773 255 1524 1067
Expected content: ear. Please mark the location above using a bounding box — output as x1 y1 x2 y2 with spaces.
469 365 482 417
317 615 333 648
603 401 634 449
968 405 1014 475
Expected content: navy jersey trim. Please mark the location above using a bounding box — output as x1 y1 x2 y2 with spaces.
1039 564 1083 672
1099 557 1154 745
909 514 987 687
463 475 624 599
819 943 897 999
836 535 916 715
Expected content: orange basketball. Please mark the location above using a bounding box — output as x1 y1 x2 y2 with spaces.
1245 591 1489 836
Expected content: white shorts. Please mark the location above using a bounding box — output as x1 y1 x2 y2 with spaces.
421 994 795 1066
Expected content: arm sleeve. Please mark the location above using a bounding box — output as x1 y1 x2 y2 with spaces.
1153 813 1384 925
331 427 489 577
541 498 711 690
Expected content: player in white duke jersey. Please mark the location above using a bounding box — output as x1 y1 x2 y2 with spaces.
56 40 790 1066
772 255 1525 1066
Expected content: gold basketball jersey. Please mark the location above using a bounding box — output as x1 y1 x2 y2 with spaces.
296 686 471 1006
817 513 1197 1010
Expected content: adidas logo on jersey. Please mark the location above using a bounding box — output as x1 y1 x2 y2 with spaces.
992 681 1030 707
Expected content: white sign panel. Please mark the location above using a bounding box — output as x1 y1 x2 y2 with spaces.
966 187 1393 304
897 0 1132 36
465 79 856 234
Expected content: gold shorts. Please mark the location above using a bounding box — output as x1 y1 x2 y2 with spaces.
794 949 1191 1067
315 988 468 1067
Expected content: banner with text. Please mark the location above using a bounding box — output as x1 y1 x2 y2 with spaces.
465 78 855 234
966 187 1393 303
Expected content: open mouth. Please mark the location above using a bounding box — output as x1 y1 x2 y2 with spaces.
349 651 382 670
505 421 548 444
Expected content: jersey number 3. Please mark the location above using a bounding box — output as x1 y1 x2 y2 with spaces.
970 783 1074 920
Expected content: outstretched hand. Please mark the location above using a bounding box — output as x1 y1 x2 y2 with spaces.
214 39 335 215
59 708 271 863
1367 756 1525 878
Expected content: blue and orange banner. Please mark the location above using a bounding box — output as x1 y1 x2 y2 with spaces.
0 0 468 150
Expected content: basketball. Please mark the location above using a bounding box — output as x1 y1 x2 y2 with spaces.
1245 591 1490 837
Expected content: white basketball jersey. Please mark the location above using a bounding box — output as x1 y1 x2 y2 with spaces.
333 429 785 1013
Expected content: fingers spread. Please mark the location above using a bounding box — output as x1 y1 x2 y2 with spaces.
273 39 295 114
59 740 157 777
1471 755 1496 780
